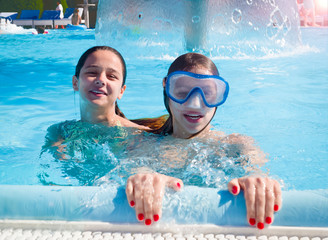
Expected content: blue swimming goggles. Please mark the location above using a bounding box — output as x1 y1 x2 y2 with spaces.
165 71 229 108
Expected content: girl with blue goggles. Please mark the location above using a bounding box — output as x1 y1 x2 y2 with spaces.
165 71 229 108
128 53 281 229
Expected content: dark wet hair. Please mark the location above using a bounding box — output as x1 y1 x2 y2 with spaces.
132 53 219 137
75 46 127 118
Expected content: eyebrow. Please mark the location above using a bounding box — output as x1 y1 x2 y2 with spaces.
84 65 120 74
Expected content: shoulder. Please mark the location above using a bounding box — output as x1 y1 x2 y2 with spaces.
46 120 79 137
118 116 151 130
222 133 255 145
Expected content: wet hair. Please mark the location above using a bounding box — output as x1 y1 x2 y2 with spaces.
132 53 219 137
36 26 45 34
75 46 127 118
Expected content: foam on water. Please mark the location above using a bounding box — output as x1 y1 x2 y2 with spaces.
0 19 36 35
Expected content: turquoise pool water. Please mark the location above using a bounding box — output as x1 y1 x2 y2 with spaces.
0 28 327 190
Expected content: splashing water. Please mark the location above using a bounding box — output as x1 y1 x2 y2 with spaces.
96 0 301 59
39 122 252 188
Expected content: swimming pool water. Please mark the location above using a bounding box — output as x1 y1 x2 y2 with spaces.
0 28 327 190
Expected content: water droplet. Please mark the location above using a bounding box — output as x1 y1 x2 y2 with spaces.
266 22 279 39
282 17 291 35
192 15 201 23
270 8 284 27
246 0 253 5
232 9 242 24
269 0 275 7
116 11 123 23
138 12 143 20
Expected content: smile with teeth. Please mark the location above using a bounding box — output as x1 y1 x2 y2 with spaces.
184 114 202 119
90 90 107 95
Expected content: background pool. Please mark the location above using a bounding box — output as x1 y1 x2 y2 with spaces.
0 27 327 190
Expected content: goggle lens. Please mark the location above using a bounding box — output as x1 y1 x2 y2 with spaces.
166 71 229 107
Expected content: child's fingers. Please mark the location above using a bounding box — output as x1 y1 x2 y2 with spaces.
273 180 282 212
254 179 266 229
228 178 240 195
132 176 145 222
166 176 183 191
264 182 275 225
126 178 135 207
126 173 184 225
143 180 154 226
242 178 257 227
152 175 165 222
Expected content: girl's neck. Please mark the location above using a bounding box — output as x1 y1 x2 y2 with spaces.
80 106 120 126
172 124 211 139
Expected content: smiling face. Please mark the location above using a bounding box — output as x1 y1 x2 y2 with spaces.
167 67 216 138
72 50 126 113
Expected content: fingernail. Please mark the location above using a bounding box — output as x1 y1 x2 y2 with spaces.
153 214 159 222
138 213 144 221
130 201 135 207
266 217 272 224
177 182 181 188
145 219 152 225
257 222 264 230
232 186 238 194
274 204 279 211
249 218 256 226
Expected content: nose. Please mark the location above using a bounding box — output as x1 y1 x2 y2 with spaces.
184 92 204 109
95 72 105 86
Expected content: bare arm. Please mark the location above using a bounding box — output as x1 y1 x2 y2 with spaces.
219 133 282 229
221 133 268 166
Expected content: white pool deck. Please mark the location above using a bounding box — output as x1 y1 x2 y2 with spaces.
0 220 327 240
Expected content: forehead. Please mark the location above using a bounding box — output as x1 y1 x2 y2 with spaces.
185 66 213 76
83 50 123 73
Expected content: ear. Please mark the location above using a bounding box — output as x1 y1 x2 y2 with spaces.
162 77 167 88
117 85 126 100
72 76 79 91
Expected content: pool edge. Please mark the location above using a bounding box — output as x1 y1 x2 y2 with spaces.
0 220 328 238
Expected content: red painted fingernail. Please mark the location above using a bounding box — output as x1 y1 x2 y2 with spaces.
153 214 159 222
177 182 181 188
266 217 272 224
130 201 135 207
145 219 152 225
257 222 264 230
232 186 238 194
138 213 144 221
274 204 279 211
249 218 256 226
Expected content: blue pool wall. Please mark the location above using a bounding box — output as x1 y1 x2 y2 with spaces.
0 185 327 227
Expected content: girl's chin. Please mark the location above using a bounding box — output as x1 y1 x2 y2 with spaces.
83 99 110 108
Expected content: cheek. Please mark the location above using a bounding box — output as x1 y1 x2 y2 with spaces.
78 77 90 88
204 107 216 119
169 101 184 115
111 83 123 95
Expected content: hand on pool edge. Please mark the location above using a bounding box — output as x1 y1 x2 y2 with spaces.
228 177 282 230
126 172 183 226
